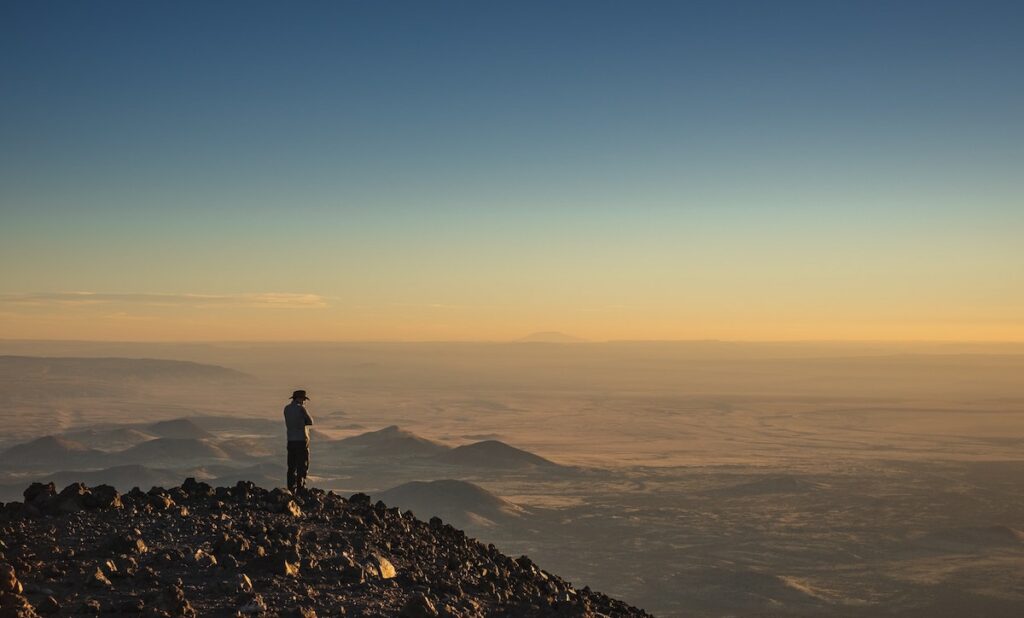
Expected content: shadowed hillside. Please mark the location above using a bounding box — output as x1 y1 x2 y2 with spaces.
0 436 105 468
377 479 528 528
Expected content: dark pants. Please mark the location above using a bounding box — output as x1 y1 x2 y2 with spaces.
287 440 309 491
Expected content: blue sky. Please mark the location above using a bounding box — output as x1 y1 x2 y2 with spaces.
1 1 1022 340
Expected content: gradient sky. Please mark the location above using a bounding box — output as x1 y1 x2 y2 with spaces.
2 1 1022 341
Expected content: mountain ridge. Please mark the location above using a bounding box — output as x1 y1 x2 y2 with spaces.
0 355 253 382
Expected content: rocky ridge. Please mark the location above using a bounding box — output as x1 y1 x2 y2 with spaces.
0 480 650 617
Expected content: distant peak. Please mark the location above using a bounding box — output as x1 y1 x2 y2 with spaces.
437 439 560 468
517 331 585 343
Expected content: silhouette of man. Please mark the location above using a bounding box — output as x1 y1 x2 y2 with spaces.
284 390 313 492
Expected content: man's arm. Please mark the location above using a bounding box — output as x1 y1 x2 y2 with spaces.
304 411 313 426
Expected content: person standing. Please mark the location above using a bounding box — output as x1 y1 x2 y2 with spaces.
284 389 313 492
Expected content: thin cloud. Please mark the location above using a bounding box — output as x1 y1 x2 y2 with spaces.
0 292 328 309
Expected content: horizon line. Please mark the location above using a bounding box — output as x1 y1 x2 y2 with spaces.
3 337 1024 346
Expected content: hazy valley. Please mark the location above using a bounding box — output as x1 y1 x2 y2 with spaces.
2 340 1023 616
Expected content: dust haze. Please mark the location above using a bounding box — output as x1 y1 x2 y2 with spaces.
2 339 1023 617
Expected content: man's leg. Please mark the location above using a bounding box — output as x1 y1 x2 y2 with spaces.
286 443 298 491
297 442 310 489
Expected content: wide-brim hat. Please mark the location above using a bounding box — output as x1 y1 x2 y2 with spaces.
291 390 310 401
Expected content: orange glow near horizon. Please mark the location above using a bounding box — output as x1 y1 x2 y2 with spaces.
2 298 1022 342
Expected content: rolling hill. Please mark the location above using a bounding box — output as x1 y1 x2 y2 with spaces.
435 440 560 469
376 479 527 528
0 435 106 468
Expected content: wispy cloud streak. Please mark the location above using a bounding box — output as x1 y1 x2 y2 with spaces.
0 292 328 309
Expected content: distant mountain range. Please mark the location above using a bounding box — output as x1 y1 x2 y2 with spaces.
517 331 585 343
0 419 572 503
325 425 567 471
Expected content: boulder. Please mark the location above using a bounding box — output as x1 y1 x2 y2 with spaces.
365 555 397 580
340 564 365 584
84 567 111 588
53 483 89 514
35 596 59 615
156 584 195 617
116 597 145 613
83 485 121 509
0 564 36 617
250 552 300 577
267 499 303 517
193 549 218 568
0 590 41 618
237 592 266 615
0 563 19 594
182 477 214 498
399 593 439 618
147 494 175 510
107 535 148 555
286 500 303 517
21 483 55 506
235 574 253 594
214 534 251 558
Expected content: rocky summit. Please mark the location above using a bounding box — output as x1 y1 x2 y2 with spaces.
0 479 650 617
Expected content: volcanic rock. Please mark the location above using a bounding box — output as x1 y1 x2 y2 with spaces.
84 567 111 589
35 596 59 615
0 562 38 618
367 554 397 579
83 484 121 509
1 563 20 594
0 480 651 617
21 483 55 506
399 592 439 617
237 592 266 615
234 573 254 594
